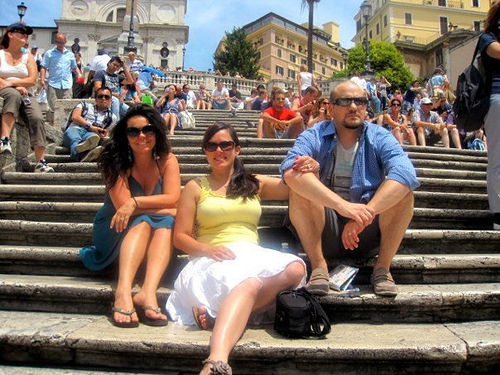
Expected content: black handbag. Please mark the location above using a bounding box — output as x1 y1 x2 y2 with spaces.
274 287 331 338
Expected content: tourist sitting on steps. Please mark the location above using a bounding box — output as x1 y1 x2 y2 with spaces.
281 81 420 297
0 22 53 173
93 56 134 119
80 104 180 328
166 123 310 375
258 87 304 139
62 86 117 162
381 97 417 146
211 80 231 110
155 84 185 136
412 97 452 147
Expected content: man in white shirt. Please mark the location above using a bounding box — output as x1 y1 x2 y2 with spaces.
211 81 231 110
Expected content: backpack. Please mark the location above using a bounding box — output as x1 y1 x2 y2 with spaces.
274 287 331 338
467 138 486 151
453 34 492 132
63 102 113 131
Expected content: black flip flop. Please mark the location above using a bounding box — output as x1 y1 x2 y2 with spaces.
136 305 168 326
111 306 139 328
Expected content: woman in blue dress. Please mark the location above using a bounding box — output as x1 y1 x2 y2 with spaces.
156 84 184 136
80 104 181 327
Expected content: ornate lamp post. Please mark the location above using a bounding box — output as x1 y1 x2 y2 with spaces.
17 2 27 22
360 0 372 75
182 46 186 71
124 0 137 54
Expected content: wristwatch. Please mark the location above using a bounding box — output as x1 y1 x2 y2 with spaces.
83 123 90 131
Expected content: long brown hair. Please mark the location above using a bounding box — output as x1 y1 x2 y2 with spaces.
485 2 500 35
202 123 259 199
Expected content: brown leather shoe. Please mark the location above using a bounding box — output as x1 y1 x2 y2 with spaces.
371 267 398 297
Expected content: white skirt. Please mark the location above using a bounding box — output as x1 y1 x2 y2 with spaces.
165 241 306 325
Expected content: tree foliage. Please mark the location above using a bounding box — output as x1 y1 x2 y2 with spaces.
213 27 261 79
332 41 414 90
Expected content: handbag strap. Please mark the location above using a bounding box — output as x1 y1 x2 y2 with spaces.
296 288 331 337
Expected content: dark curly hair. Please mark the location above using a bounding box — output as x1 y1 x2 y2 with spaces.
98 104 170 189
202 123 259 199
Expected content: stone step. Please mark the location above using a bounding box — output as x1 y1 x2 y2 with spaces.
0 273 499 323
0 185 489 210
174 129 258 137
0 202 492 229
0 220 497 251
52 143 488 163
20 159 488 180
2 310 498 374
0 171 488 195
0 366 157 375
1 245 499 284
44 153 489 174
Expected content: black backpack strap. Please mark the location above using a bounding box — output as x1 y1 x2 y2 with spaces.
65 101 87 131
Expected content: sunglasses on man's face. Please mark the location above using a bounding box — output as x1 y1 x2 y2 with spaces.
96 94 111 100
334 97 369 107
204 141 236 152
126 124 156 138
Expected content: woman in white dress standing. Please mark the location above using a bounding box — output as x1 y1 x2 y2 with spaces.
166 123 319 374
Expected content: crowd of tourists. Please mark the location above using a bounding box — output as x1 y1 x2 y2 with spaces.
1 7 499 372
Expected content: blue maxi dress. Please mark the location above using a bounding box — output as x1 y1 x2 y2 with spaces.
80 175 175 271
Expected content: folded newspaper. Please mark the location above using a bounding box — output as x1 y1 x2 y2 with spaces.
328 264 359 291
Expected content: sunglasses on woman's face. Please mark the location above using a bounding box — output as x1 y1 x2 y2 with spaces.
391 103 401 107
126 124 155 138
204 141 235 152
322 101 330 105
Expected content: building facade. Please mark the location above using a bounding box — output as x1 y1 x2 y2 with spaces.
57 0 189 68
352 0 490 79
235 12 347 81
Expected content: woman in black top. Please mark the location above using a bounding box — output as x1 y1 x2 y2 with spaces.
479 3 500 230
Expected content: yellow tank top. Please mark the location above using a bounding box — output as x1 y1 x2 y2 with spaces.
196 176 261 246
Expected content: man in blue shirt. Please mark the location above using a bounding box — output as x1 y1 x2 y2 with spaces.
281 81 419 297
41 33 81 124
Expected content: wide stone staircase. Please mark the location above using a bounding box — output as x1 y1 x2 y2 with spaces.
0 108 499 374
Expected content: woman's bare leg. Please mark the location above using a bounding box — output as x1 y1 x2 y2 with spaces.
200 261 304 374
113 222 151 325
133 228 172 321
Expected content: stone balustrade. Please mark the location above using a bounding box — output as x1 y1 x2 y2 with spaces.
155 71 343 97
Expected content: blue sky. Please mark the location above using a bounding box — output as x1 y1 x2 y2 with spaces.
0 0 359 70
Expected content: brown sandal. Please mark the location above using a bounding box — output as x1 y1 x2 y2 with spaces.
305 267 329 296
192 306 215 330
202 358 232 375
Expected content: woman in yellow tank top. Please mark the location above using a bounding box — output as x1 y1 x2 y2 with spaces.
166 123 318 375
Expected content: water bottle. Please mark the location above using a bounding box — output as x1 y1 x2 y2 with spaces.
280 242 290 253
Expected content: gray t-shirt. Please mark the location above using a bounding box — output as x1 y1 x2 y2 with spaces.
331 141 359 201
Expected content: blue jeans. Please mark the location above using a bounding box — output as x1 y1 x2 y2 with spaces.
111 96 129 119
370 96 381 114
63 126 97 161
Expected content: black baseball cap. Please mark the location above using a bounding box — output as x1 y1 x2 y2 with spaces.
7 23 33 35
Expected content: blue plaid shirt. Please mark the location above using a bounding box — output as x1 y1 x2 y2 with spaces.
280 120 420 204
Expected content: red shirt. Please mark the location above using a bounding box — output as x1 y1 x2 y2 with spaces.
264 106 297 121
